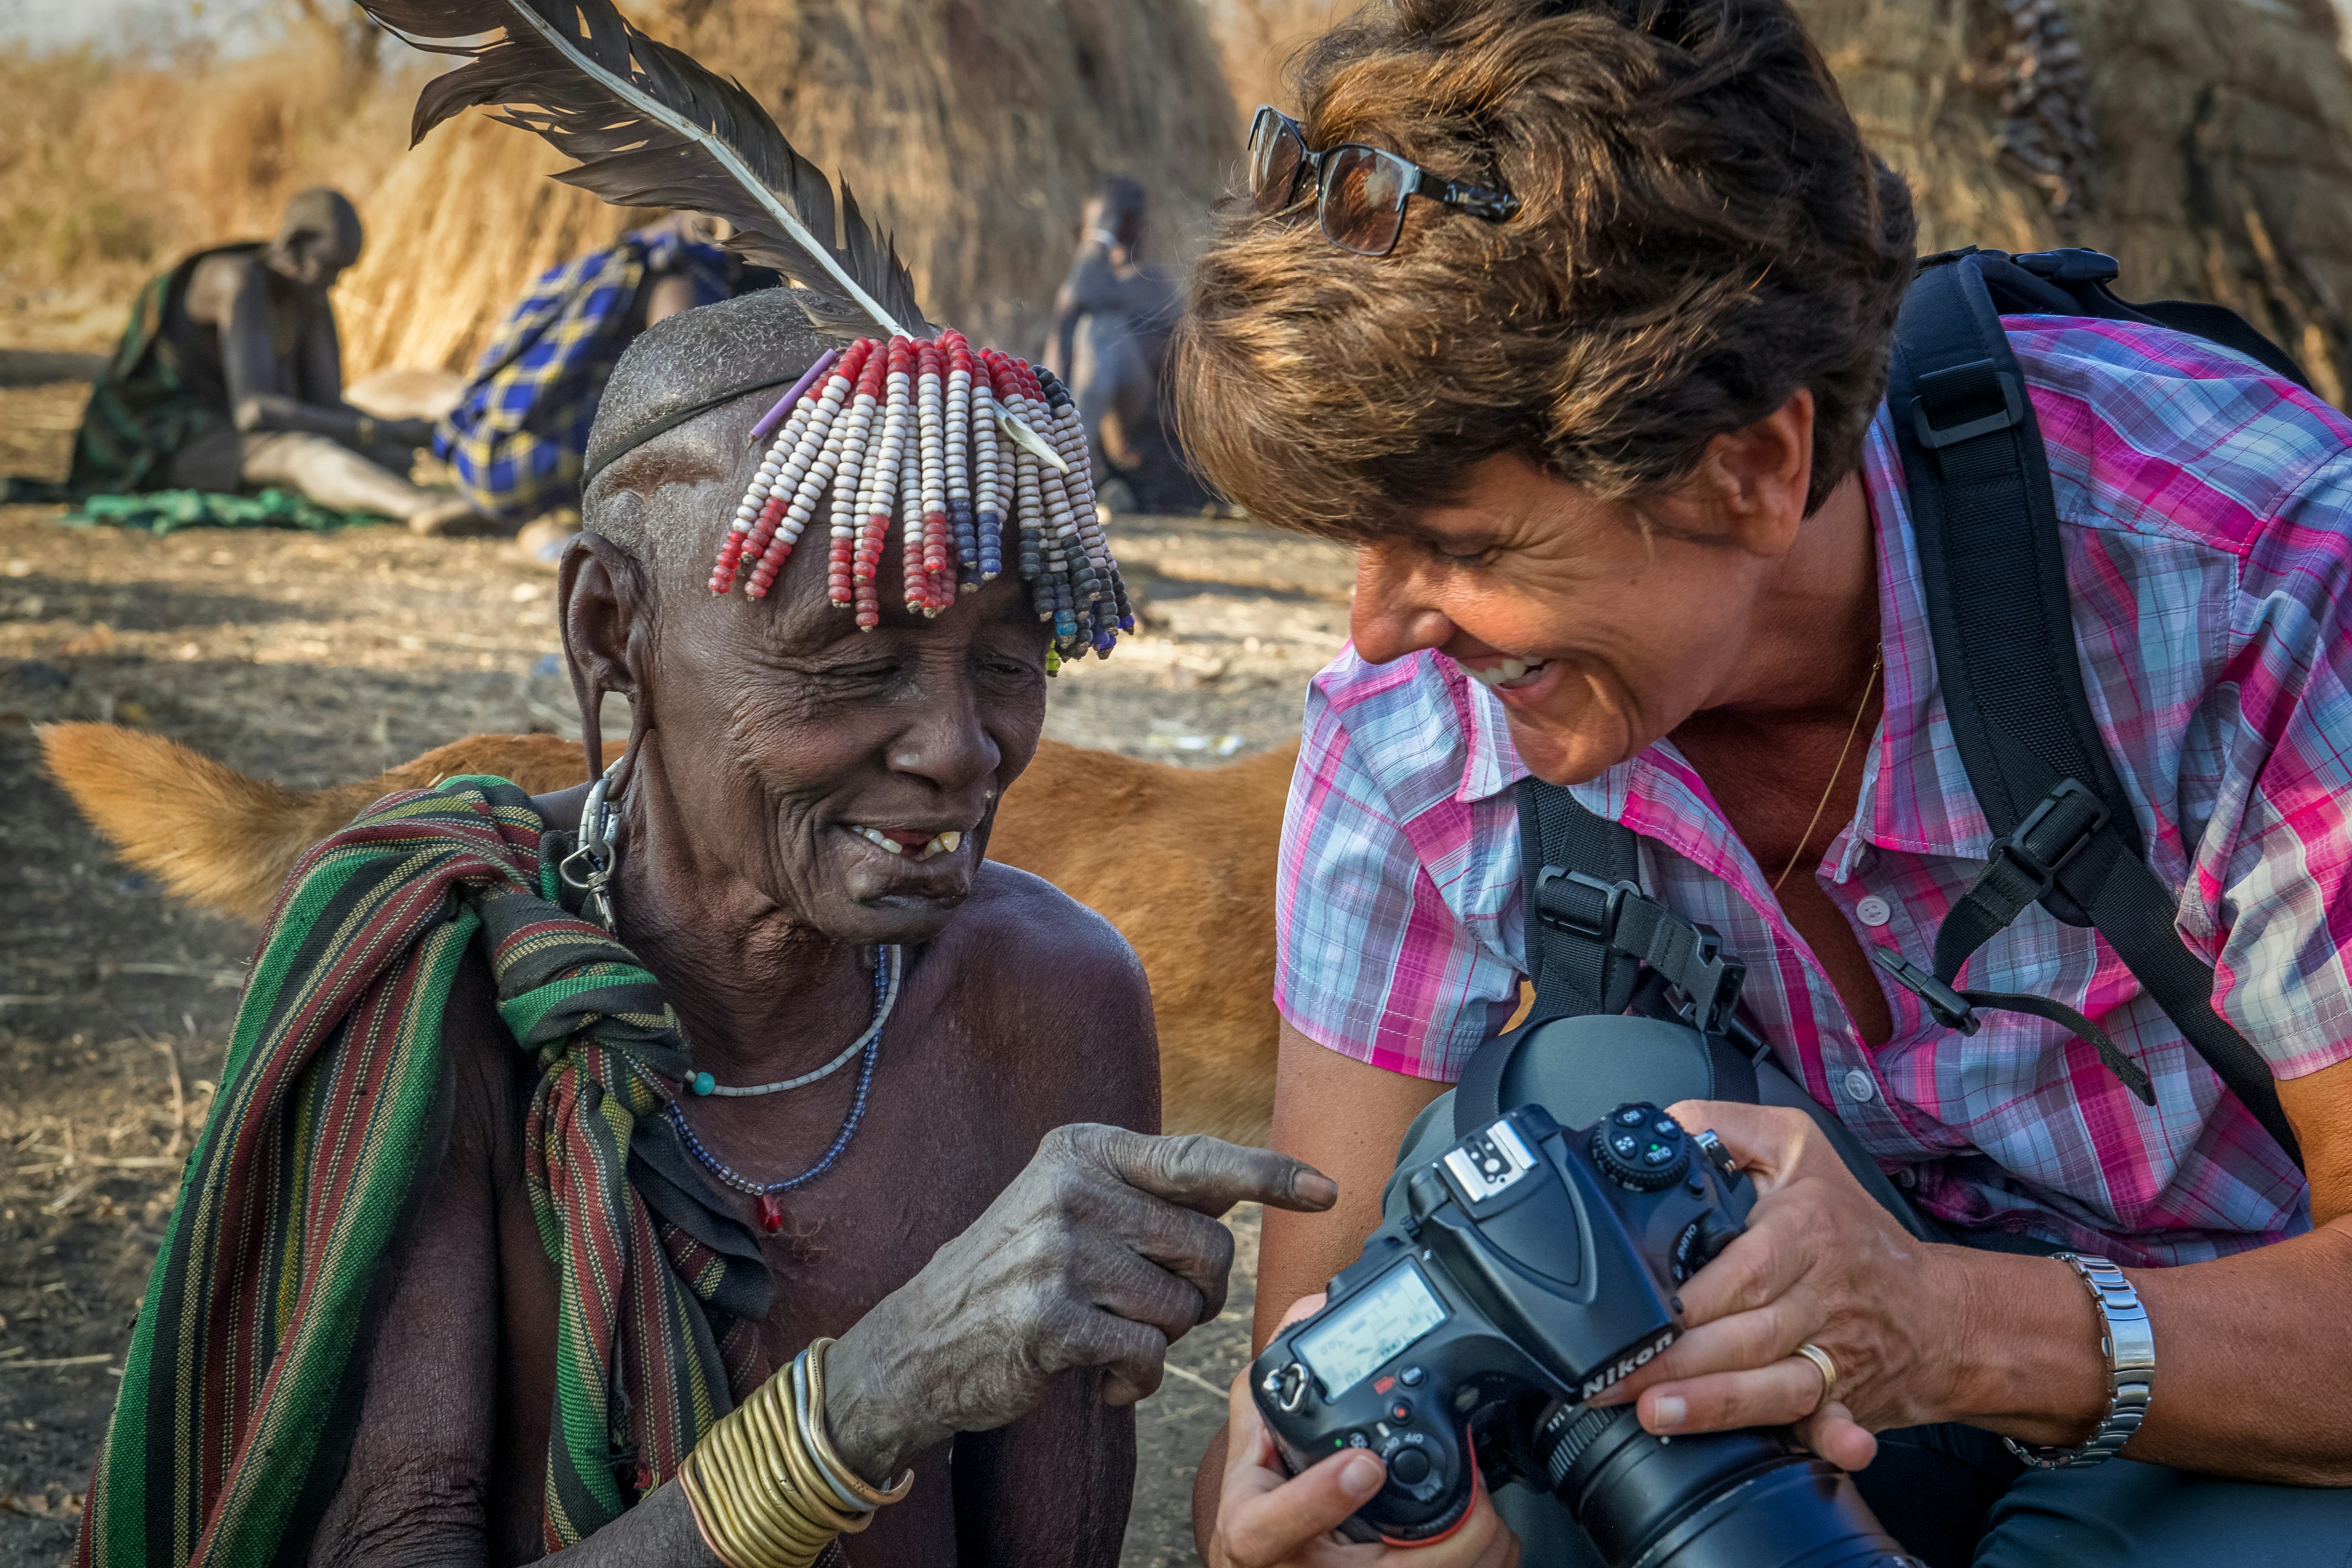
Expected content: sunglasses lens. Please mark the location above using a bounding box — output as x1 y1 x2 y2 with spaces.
1319 145 1411 254
1248 109 1306 215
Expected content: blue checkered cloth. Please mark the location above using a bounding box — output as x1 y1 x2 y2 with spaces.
435 230 741 522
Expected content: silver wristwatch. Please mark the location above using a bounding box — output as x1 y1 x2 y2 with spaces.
2003 1253 2154 1469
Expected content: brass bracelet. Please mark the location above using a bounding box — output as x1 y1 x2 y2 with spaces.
679 1351 908 1568
803 1339 915 1508
683 1385 833 1568
679 1449 793 1568
743 1382 861 1544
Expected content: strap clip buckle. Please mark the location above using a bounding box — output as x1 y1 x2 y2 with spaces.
1533 867 1637 941
1912 361 2026 450
2013 247 2121 285
1991 778 2110 903
1871 946 1982 1035
1675 924 1746 1036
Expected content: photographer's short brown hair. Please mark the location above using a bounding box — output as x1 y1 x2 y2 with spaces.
1174 0 1918 537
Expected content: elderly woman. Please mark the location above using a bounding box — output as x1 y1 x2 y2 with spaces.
76 290 1334 1568
1176 2 2352 1566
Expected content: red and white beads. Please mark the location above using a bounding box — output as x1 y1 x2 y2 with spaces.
709 331 1131 665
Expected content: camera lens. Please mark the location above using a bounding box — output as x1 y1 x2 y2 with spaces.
1534 1405 1921 1568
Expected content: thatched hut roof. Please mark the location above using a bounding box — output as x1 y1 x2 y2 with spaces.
340 0 1238 377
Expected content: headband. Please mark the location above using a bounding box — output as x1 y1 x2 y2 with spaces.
578 372 802 492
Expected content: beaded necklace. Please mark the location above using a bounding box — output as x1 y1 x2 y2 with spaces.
687 944 901 1097
666 946 899 1233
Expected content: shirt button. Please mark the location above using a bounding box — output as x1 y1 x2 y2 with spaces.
1842 1068 1877 1104
1855 895 1893 927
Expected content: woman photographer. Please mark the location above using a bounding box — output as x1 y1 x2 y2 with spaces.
1176 2 2352 1564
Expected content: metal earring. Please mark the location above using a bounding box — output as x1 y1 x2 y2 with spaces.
559 753 629 930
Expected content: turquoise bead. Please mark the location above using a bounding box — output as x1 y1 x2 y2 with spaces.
692 1071 715 1096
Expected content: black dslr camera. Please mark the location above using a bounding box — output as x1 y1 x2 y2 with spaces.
1251 1101 1920 1568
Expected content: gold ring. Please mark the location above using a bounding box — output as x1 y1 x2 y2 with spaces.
1793 1342 1838 1414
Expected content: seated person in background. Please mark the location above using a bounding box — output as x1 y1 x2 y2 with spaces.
65 187 484 535
1170 0 2352 1564
436 213 771 562
75 288 1333 1568
1044 175 1200 515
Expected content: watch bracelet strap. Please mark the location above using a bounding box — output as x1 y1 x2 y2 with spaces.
2002 1253 2153 1469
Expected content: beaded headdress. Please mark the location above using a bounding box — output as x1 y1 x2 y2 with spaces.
357 0 1131 668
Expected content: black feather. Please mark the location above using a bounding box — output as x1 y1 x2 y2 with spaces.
355 0 930 339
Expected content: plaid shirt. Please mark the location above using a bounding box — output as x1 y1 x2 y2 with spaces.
436 229 739 522
1276 316 2352 1265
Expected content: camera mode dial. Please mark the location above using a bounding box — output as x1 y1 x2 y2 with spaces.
1591 1102 1690 1191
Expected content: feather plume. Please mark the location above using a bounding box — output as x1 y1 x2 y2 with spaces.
353 0 930 340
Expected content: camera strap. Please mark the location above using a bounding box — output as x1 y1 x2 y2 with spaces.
1457 777 1763 1134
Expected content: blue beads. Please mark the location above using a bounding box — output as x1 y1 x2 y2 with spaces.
667 951 891 1202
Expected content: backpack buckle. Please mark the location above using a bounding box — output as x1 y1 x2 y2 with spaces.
1989 778 2111 903
2013 247 2120 285
1674 924 1746 1036
1533 867 1636 940
1912 361 2027 449
1871 946 1982 1035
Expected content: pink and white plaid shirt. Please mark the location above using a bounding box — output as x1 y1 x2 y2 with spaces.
1275 317 2352 1265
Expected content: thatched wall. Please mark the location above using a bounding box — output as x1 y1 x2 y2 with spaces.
344 0 2352 401
1197 0 2352 405
339 0 1237 378
1810 0 2352 402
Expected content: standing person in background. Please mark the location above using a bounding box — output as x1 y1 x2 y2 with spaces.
435 213 772 565
1171 0 2352 1564
53 187 486 535
1045 175 1192 514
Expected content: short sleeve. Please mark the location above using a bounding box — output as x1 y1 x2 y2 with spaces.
1273 660 1526 1082
2209 451 2352 1080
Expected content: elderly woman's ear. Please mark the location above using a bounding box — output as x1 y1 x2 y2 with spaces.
559 526 655 773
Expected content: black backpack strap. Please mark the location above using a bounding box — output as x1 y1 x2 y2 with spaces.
1883 250 2302 1166
1517 775 1641 1022
1459 780 1761 1135
1513 778 1746 1037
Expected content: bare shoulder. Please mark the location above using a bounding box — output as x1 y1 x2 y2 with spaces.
934 861 1159 1131
952 860 1149 1000
182 249 262 324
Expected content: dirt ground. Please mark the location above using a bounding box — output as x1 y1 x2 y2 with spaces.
0 371 1352 1565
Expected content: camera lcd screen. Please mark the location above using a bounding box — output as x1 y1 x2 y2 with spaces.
1296 1262 1448 1399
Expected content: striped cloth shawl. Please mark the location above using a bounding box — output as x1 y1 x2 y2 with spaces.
78 777 773 1568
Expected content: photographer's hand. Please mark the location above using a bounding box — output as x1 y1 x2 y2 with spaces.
1587 1101 1986 1471
1208 1295 1519 1568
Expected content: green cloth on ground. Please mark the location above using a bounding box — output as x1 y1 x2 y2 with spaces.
49 487 382 534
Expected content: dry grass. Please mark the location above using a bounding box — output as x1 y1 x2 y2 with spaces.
0 31 428 353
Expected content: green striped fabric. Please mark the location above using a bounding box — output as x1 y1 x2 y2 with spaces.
78 777 771 1567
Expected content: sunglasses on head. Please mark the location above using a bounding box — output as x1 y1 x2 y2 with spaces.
1246 105 1520 256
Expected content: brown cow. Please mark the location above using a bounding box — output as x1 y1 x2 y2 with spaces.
37 723 1291 1143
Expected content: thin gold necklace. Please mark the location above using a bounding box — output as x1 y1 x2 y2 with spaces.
1772 649 1883 894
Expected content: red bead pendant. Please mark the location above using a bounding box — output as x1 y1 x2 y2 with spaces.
756 1194 785 1234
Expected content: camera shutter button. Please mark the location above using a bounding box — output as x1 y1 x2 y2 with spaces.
1390 1447 1433 1486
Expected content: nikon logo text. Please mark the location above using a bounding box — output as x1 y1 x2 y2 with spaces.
1578 1330 1678 1402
